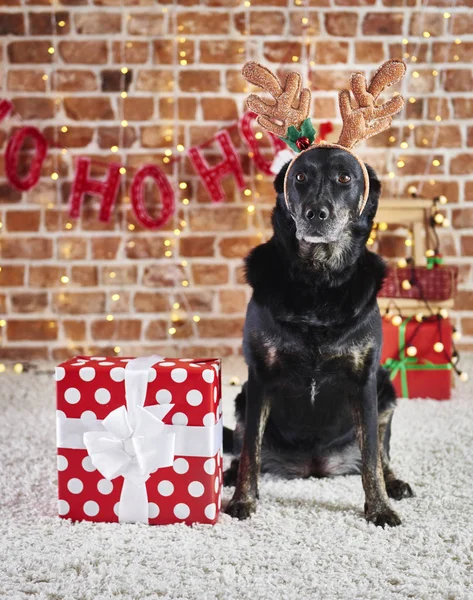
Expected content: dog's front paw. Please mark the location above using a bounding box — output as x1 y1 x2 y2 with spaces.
225 498 257 520
386 479 414 501
365 504 401 528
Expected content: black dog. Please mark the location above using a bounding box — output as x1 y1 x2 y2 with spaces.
223 147 413 527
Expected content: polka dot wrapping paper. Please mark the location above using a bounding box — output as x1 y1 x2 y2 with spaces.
56 356 223 525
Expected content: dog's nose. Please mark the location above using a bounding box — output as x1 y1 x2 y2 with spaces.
305 207 329 221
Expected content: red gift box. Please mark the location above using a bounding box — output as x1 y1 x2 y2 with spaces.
56 355 223 525
381 317 453 400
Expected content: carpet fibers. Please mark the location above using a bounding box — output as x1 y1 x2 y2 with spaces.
0 367 472 600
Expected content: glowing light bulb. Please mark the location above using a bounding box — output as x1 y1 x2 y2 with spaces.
164 240 171 247
0 364 5 373
244 189 252 196
182 280 189 287
432 159 441 167
434 213 444 224
121 120 128 127
179 182 187 190
412 71 419 78
398 258 407 268
182 198 189 205
193 315 201 322
119 167 126 175
121 67 128 74
452 330 462 342
247 205 255 213
169 327 177 335
378 222 388 231
0 320 6 327
433 342 444 353
397 160 405 168
61 126 68 133
13 363 23 374
439 308 449 319
111 146 118 153
392 315 403 327
439 195 448 204
401 279 411 291
435 115 442 122
48 47 55 54
61 275 69 283
400 142 408 149
106 315 114 322
128 224 135 231
51 172 59 180
165 250 172 257
121 92 127 98
255 132 263 140
114 346 121 354
109 271 116 279
460 372 469 382
423 31 430 38
177 144 185 152
406 346 417 357
415 313 423 323
112 294 120 301
173 303 180 310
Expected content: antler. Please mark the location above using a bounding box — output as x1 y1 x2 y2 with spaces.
242 61 311 137
337 59 406 149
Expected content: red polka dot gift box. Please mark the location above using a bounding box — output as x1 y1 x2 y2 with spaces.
56 355 223 525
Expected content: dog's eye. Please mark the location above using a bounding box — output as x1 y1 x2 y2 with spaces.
338 173 351 184
295 172 306 182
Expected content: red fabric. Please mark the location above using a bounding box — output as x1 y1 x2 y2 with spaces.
188 130 246 202
381 317 453 400
56 356 223 525
130 164 175 229
239 111 286 175
378 266 458 301
5 126 48 191
68 157 121 221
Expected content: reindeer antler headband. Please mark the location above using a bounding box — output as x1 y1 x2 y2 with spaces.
242 60 406 214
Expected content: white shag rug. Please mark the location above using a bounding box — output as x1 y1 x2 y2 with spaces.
1 364 473 600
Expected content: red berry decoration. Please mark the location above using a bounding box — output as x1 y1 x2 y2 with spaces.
296 136 311 151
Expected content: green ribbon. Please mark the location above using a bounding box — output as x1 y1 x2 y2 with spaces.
426 256 444 270
382 317 452 398
281 118 317 153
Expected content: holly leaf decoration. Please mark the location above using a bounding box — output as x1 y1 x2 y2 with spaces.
279 118 317 153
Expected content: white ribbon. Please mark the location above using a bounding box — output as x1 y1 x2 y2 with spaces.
57 355 222 524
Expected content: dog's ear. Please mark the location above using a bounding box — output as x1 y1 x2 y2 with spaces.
362 163 381 222
273 161 291 194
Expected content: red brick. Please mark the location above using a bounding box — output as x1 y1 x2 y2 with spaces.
201 98 238 121
179 236 215 257
91 319 141 340
29 11 70 34
200 40 244 64
451 154 473 176
59 41 108 64
0 347 48 361
112 41 148 64
461 236 473 256
0 184 22 204
154 39 194 65
450 13 473 35
179 70 220 92
453 98 473 119
127 13 163 35
10 292 48 313
133 292 169 313
145 320 168 341
234 10 284 35
8 41 52 63
409 12 444 36
414 125 462 148
0 266 25 286
362 12 403 35
64 97 114 120
7 70 46 92
64 320 86 341
191 264 229 285
455 292 473 311
159 98 197 120
136 70 173 92
444 70 473 93
219 289 247 313
197 317 244 338
43 126 94 148
53 292 106 314
91 237 121 259
325 12 358 36
71 266 98 286
315 41 349 64
29 266 61 288
289 11 320 35
125 238 167 259
142 264 185 288
57 237 87 260
53 70 97 92
263 42 302 64
8 319 58 341
75 13 121 34
122 97 154 121
219 236 260 258
5 210 41 231
189 207 248 231
0 12 24 34
12 97 54 119
0 238 52 259
178 11 229 34
452 208 473 229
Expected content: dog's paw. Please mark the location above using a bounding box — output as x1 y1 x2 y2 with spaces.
224 498 257 520
386 479 414 501
365 505 402 528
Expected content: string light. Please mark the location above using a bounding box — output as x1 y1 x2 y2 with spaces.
452 330 462 342
106 314 114 322
0 364 5 373
406 346 417 357
193 315 200 322
432 159 441 167
61 126 68 133
247 205 255 213
51 172 59 180
415 313 423 323
121 120 128 127
112 294 120 301
114 346 121 354
60 275 69 284
392 315 403 327
65 222 72 230
173 303 180 310
401 279 411 290
111 145 118 153
48 47 55 54
13 363 24 374
398 258 408 268
0 319 6 327
128 224 135 231
169 327 177 335
422 31 431 38
244 189 252 196
439 308 449 319
460 372 469 382
109 271 116 279
119 167 126 175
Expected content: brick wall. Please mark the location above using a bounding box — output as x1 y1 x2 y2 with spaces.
0 0 472 363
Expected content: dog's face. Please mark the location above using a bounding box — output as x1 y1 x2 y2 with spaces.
284 147 368 244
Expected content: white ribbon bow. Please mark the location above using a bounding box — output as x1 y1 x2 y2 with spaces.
83 355 176 523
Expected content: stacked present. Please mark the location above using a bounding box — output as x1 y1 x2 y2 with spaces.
56 355 223 525
381 316 453 400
